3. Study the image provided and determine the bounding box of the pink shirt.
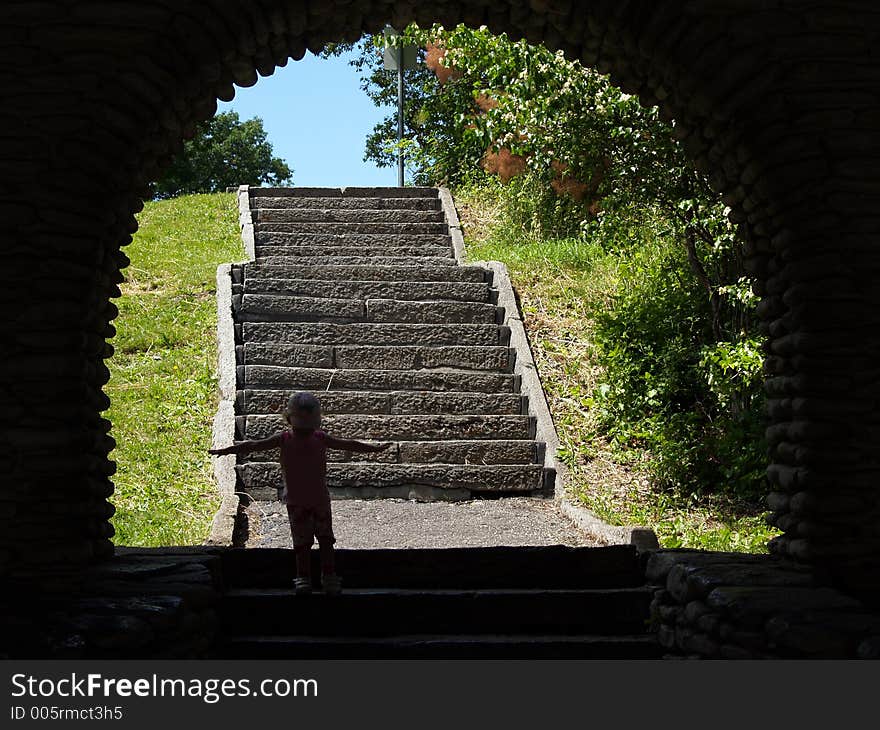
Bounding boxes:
[278,429,331,509]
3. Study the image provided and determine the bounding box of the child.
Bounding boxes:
[209,391,392,595]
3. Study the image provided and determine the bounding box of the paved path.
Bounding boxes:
[242,498,600,549]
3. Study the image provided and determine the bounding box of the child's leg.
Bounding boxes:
[295,545,312,579]
[318,540,336,576]
[315,507,337,578]
[287,505,314,580]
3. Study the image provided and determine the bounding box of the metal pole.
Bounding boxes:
[397,49,405,187]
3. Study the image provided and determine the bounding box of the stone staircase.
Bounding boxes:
[229,187,553,501]
[214,545,661,658]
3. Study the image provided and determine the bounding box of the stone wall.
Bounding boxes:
[647,550,880,659]
[1,1,879,606]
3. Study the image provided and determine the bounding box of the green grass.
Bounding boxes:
[104,187,778,552]
[455,186,779,553]
[106,193,245,546]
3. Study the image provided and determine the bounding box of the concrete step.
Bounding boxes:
[251,195,442,210]
[236,366,518,393]
[239,322,510,347]
[242,263,488,283]
[241,279,493,303]
[253,245,453,259]
[237,462,547,497]
[251,196,441,211]
[220,545,646,589]
[238,414,535,441]
[220,587,655,636]
[249,186,439,199]
[240,439,541,465]
[237,390,526,416]
[367,299,502,324]
[236,295,503,325]
[220,633,662,659]
[252,208,446,224]
[236,344,514,372]
[254,232,452,247]
[235,294,363,322]
[256,222,449,235]
[255,255,458,268]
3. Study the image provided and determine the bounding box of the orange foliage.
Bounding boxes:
[425,43,461,85]
[474,94,499,112]
[549,159,611,203]
[550,160,589,201]
[482,147,528,183]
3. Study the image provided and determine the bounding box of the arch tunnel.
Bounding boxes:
[2,0,879,657]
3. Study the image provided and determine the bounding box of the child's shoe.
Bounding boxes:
[322,574,342,595]
[294,577,312,595]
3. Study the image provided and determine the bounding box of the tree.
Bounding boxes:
[333,25,767,499]
[320,38,452,185]
[153,111,292,198]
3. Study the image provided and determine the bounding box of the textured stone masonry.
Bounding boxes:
[228,186,551,504]
[243,279,494,302]
[240,321,510,346]
[242,263,489,282]
[2,0,879,658]
[647,551,880,658]
[239,389,525,416]
[241,413,535,441]
[238,462,547,498]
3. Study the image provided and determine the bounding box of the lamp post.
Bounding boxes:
[383,26,418,187]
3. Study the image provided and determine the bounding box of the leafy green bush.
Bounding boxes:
[334,22,772,544]
[458,181,776,551]
[587,207,767,502]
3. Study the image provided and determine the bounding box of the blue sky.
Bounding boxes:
[218,49,394,187]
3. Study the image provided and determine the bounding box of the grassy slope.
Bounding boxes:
[106,193,245,546]
[103,189,775,551]
[455,187,779,552]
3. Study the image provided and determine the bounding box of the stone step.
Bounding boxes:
[236,366,518,393]
[242,263,488,283]
[367,299,502,324]
[253,245,453,259]
[256,222,449,235]
[249,186,439,199]
[239,322,510,347]
[236,462,548,497]
[220,545,646,589]
[236,295,503,325]
[238,414,535,441]
[255,255,458,268]
[251,196,441,211]
[239,439,542,465]
[241,279,494,303]
[254,232,452,247]
[220,587,655,637]
[235,294,363,322]
[236,344,514,372]
[220,633,662,659]
[252,208,446,224]
[237,390,527,416]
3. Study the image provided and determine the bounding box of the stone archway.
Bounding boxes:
[3,1,879,605]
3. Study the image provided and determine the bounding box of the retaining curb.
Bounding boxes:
[437,187,658,550]
[206,186,254,546]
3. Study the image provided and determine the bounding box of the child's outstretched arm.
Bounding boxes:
[209,433,282,456]
[324,435,393,453]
